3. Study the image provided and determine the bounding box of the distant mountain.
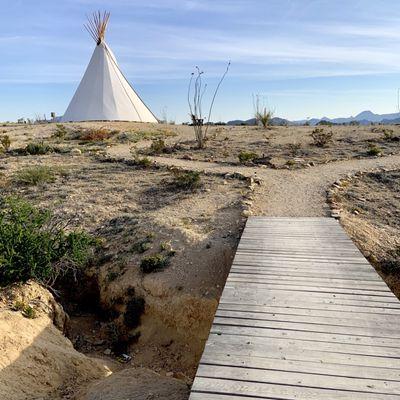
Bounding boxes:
[227,110,400,127]
[227,117,290,126]
[294,110,400,126]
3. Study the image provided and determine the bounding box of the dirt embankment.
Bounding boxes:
[327,169,400,297]
[0,146,249,398]
[0,282,110,400]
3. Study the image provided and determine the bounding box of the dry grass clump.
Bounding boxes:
[0,135,11,153]
[238,151,258,164]
[116,129,177,144]
[310,128,334,147]
[52,124,68,139]
[367,143,383,156]
[77,127,119,142]
[140,254,170,273]
[13,166,56,186]
[170,169,202,190]
[13,165,68,186]
[25,141,54,155]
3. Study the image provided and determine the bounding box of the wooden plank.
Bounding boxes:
[189,218,400,399]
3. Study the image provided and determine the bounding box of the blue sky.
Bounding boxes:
[2,0,400,122]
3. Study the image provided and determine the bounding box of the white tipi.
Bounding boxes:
[62,12,158,123]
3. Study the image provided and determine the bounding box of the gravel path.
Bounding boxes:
[107,145,400,217]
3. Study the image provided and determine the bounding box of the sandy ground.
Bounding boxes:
[328,170,400,298]
[0,282,111,400]
[1,121,400,399]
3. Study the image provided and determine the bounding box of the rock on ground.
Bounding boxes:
[78,368,189,400]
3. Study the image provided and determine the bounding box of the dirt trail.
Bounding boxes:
[107,144,400,217]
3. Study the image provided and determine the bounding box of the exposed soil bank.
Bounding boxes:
[328,169,400,297]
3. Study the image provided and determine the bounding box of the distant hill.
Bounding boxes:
[293,110,400,126]
[227,111,400,126]
[227,117,290,126]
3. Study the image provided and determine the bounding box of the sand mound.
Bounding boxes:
[79,367,189,400]
[0,282,110,400]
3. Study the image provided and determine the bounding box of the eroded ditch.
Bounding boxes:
[0,153,250,390]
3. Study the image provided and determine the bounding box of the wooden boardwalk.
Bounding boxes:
[190,217,400,399]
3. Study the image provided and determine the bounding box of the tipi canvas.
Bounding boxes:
[62,12,157,123]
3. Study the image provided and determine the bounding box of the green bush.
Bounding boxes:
[133,156,152,168]
[171,169,201,190]
[12,301,37,318]
[367,143,382,156]
[0,196,96,286]
[310,128,333,147]
[131,238,152,254]
[238,151,258,164]
[0,135,11,152]
[149,139,166,154]
[14,166,56,186]
[140,254,170,273]
[25,141,53,155]
[52,124,68,139]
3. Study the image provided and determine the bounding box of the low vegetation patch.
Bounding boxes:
[13,166,56,186]
[133,155,152,168]
[25,141,54,155]
[310,128,333,147]
[367,143,383,156]
[131,237,153,254]
[52,124,68,139]
[170,169,202,190]
[0,135,11,152]
[140,253,170,273]
[288,142,302,157]
[0,196,96,286]
[238,151,258,164]
[116,129,177,144]
[12,301,37,319]
[76,127,119,142]
[149,138,166,154]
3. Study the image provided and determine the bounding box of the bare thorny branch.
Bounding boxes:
[188,62,231,148]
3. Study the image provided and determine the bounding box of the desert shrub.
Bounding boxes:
[25,141,53,155]
[123,296,145,328]
[238,151,258,163]
[140,254,170,273]
[310,128,333,147]
[288,142,301,157]
[133,155,152,168]
[255,109,274,128]
[253,94,274,128]
[53,124,68,139]
[14,166,55,186]
[317,120,333,126]
[170,169,201,190]
[367,143,382,156]
[0,196,96,286]
[77,127,118,142]
[12,301,37,318]
[131,237,152,254]
[0,135,11,152]
[383,129,394,140]
[149,138,166,154]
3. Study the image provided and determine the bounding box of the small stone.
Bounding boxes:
[103,348,111,355]
[166,372,174,377]
[242,210,252,217]
[70,148,82,156]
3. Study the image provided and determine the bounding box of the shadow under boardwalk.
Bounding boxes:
[190,217,400,400]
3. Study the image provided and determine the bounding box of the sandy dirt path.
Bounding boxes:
[107,145,400,217]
